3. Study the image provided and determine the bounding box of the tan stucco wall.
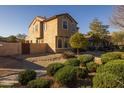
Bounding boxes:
[55,15,78,52]
[26,18,44,43]
[30,43,47,54]
[44,18,58,52]
[0,42,22,56]
[57,15,77,37]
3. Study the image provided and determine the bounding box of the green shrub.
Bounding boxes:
[96,60,124,79]
[121,54,124,59]
[64,58,80,66]
[47,63,64,76]
[93,72,124,88]
[27,78,51,88]
[62,51,75,59]
[78,54,94,64]
[75,67,88,79]
[86,62,99,72]
[18,69,36,85]
[101,52,123,64]
[54,66,77,87]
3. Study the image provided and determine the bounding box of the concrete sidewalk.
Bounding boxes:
[0,69,47,86]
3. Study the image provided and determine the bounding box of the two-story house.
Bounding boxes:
[26,13,78,53]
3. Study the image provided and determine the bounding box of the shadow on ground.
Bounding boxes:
[0,56,45,70]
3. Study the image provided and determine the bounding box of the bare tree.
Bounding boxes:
[111,6,124,29]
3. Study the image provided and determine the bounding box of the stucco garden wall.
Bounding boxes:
[0,42,50,56]
[30,43,48,54]
[0,42,22,56]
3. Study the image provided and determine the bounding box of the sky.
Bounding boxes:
[0,5,115,37]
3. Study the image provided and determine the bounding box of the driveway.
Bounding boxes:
[0,56,47,86]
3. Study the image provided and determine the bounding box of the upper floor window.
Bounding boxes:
[34,24,38,31]
[71,24,75,32]
[43,23,47,31]
[62,20,68,30]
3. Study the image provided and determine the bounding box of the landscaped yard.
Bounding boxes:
[0,51,124,88]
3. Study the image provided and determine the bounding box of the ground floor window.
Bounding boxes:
[58,38,62,48]
[64,40,68,48]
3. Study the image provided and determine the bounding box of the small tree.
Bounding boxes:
[7,35,17,42]
[88,18,110,50]
[69,32,88,55]
[111,31,124,46]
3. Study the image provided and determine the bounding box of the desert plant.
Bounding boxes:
[101,52,122,64]
[86,61,99,72]
[27,78,51,88]
[61,51,75,59]
[78,54,94,65]
[54,66,77,87]
[47,63,64,76]
[93,72,124,88]
[64,58,80,66]
[18,69,36,85]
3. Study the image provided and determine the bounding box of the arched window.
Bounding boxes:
[62,20,68,29]
[58,39,62,48]
[64,40,68,48]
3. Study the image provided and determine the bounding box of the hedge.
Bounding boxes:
[101,52,123,64]
[86,61,99,72]
[78,54,94,64]
[27,78,51,88]
[54,66,77,87]
[64,58,80,66]
[93,72,124,88]
[18,69,36,85]
[47,63,64,76]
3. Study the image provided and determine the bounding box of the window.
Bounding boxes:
[43,23,47,31]
[64,40,68,48]
[71,24,75,32]
[33,24,38,31]
[62,20,68,29]
[35,24,38,31]
[58,39,62,48]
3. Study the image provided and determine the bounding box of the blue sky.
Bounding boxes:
[0,5,115,37]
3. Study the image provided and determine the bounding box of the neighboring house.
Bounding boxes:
[26,13,78,53]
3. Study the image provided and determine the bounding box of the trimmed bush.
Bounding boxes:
[54,66,77,87]
[75,67,88,79]
[18,69,36,85]
[86,61,99,72]
[64,58,80,66]
[78,54,94,64]
[61,51,75,59]
[93,72,124,88]
[47,63,64,76]
[101,52,123,64]
[96,60,124,79]
[27,78,51,88]
[121,54,124,59]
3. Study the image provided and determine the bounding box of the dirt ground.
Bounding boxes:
[0,54,65,76]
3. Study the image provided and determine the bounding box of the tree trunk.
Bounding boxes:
[77,48,79,55]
